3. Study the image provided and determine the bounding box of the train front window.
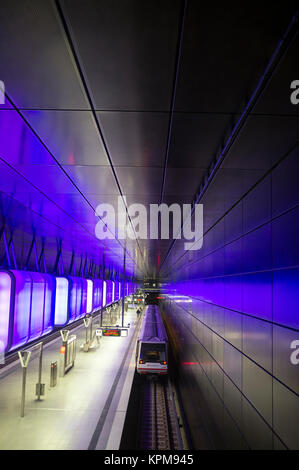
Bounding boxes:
[140,343,166,363]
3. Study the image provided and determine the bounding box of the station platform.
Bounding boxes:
[0,308,142,450]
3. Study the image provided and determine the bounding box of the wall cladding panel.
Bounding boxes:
[162,147,299,449]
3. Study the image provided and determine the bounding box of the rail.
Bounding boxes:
[140,379,183,450]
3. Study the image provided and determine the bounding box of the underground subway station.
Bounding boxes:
[0,0,298,457]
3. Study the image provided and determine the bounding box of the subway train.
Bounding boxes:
[0,270,136,354]
[136,305,168,375]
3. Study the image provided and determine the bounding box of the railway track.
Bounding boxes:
[140,379,183,450]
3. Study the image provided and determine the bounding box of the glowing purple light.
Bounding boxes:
[54,277,69,326]
[106,280,113,305]
[102,281,107,307]
[29,272,46,341]
[93,279,102,309]
[87,279,93,313]
[0,271,12,352]
[112,281,115,303]
[43,275,55,334]
[81,279,88,316]
[75,278,83,319]
[11,270,32,350]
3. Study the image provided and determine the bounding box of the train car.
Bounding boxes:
[136,305,168,375]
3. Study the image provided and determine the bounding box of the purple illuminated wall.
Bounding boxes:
[29,272,46,342]
[69,277,84,321]
[102,281,107,306]
[11,270,32,350]
[86,279,93,313]
[0,269,134,354]
[105,280,113,306]
[162,148,299,450]
[112,281,115,303]
[54,277,69,326]
[9,270,56,350]
[0,271,12,352]
[0,269,135,353]
[114,281,119,302]
[76,279,83,318]
[0,108,134,278]
[81,279,88,316]
[93,279,102,309]
[43,275,55,334]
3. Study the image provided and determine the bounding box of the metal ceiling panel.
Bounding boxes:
[115,167,163,195]
[98,112,169,167]
[60,0,181,110]
[0,0,88,109]
[124,195,161,206]
[164,168,206,196]
[175,3,297,113]
[167,113,231,168]
[22,111,108,165]
[62,165,120,195]
[163,195,193,205]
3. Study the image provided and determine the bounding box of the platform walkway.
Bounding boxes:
[0,308,142,450]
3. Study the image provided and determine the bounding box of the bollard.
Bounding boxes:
[18,350,31,418]
[35,342,45,400]
[50,361,58,387]
[59,330,69,376]
[83,315,92,352]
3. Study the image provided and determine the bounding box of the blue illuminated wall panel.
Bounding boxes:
[29,272,46,342]
[106,280,113,306]
[112,281,115,303]
[102,280,107,307]
[76,279,83,318]
[0,271,13,352]
[8,271,56,349]
[43,274,55,334]
[0,270,120,353]
[93,279,102,309]
[69,277,82,322]
[11,270,32,350]
[54,277,69,326]
[86,279,93,313]
[114,281,119,302]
